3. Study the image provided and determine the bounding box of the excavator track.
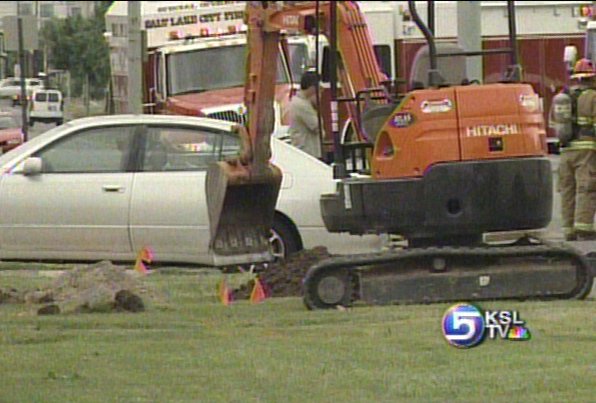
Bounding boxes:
[303,241,594,309]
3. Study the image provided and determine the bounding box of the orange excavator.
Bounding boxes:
[207,1,593,307]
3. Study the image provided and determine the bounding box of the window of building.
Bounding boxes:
[70,6,82,17]
[40,4,54,18]
[17,3,33,16]
[111,23,128,38]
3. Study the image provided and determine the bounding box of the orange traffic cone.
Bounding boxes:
[250,277,267,304]
[218,277,233,306]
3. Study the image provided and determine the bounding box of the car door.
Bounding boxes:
[0,125,137,260]
[129,125,239,264]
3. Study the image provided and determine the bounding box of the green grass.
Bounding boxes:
[0,269,594,403]
[64,97,106,120]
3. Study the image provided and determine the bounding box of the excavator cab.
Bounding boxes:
[322,0,547,243]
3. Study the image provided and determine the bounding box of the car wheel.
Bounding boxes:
[56,119,63,126]
[231,216,302,273]
[29,120,34,127]
[270,215,302,260]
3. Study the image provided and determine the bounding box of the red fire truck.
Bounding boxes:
[105,1,394,139]
[106,1,593,154]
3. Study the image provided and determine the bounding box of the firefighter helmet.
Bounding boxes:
[571,58,595,79]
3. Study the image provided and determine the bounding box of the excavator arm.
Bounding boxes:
[206,1,387,266]
[206,2,283,266]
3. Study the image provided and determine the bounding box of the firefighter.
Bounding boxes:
[551,58,596,241]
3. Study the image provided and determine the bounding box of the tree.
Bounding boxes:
[42,2,112,99]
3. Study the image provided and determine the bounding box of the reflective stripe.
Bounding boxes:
[574,223,595,231]
[576,117,592,125]
[561,140,596,151]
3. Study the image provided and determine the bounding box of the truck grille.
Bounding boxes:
[207,110,247,125]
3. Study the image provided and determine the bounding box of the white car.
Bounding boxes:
[0,77,44,102]
[0,114,381,265]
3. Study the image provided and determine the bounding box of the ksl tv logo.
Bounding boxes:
[442,303,531,348]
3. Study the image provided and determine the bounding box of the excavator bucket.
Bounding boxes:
[203,2,284,267]
[206,156,282,267]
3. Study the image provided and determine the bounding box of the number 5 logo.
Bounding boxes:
[442,304,486,348]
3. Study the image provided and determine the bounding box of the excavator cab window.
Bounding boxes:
[373,45,392,79]
[304,14,317,35]
[321,46,343,83]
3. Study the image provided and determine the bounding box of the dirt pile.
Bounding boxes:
[0,288,23,304]
[233,246,332,299]
[1,261,146,315]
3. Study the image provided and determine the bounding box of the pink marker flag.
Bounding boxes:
[134,246,154,274]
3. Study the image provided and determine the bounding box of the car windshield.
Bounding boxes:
[167,44,290,96]
[0,116,17,129]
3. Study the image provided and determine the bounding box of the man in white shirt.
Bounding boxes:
[287,71,323,159]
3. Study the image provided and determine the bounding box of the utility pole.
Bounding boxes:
[457,1,483,82]
[17,17,28,141]
[35,0,48,80]
[330,1,346,179]
[127,1,143,114]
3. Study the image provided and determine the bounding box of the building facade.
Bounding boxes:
[0,1,98,78]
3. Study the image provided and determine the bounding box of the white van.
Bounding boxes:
[29,89,64,126]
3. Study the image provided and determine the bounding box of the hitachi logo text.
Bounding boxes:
[466,124,520,137]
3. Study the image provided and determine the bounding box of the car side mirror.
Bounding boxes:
[23,157,42,176]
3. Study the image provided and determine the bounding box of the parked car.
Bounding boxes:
[28,89,64,126]
[0,113,24,154]
[0,77,45,105]
[0,115,381,265]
